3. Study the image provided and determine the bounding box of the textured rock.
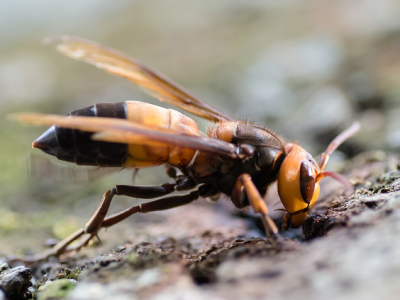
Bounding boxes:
[4,152,400,300]
[37,279,76,300]
[0,265,31,300]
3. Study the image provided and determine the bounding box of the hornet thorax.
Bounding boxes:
[187,122,286,205]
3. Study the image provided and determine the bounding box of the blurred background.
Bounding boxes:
[1,0,400,256]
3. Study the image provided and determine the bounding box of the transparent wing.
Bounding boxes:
[44,35,233,123]
[11,113,240,159]
[29,154,121,184]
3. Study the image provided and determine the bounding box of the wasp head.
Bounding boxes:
[276,120,358,228]
[277,144,321,227]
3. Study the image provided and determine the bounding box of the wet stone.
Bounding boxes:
[0,266,32,300]
[3,152,400,299]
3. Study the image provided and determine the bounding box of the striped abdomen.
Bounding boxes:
[33,101,198,168]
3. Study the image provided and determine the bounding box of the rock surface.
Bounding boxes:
[0,264,32,300]
[4,151,400,300]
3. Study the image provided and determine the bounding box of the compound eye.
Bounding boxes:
[300,161,316,203]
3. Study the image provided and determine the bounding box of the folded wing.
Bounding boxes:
[12,113,240,159]
[44,36,232,123]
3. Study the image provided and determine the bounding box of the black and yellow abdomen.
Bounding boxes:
[123,101,198,168]
[33,101,198,168]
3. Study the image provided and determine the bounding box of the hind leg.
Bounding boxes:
[9,182,215,263]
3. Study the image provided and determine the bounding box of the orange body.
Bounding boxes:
[8,36,361,263]
[19,36,358,233]
[124,101,198,168]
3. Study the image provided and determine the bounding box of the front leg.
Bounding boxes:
[231,174,280,240]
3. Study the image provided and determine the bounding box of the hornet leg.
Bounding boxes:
[9,181,214,264]
[68,184,216,253]
[231,174,280,240]
[62,191,202,255]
